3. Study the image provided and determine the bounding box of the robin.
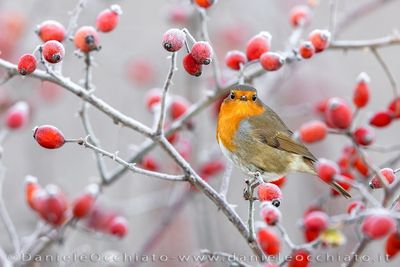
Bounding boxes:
[216,84,351,198]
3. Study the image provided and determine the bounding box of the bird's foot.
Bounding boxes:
[243,173,262,200]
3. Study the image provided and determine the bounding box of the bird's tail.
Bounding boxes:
[330,181,352,199]
[304,158,352,199]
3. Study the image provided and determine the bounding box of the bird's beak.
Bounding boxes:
[240,95,247,101]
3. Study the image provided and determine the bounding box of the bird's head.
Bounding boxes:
[221,84,265,116]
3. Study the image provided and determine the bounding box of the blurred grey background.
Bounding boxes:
[0,0,400,266]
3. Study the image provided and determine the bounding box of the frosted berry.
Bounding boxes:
[72,184,99,218]
[308,29,330,53]
[33,125,65,149]
[246,32,271,61]
[36,20,65,42]
[289,5,312,27]
[347,200,365,214]
[298,120,327,143]
[42,40,65,64]
[369,111,393,127]
[170,98,190,120]
[316,159,339,183]
[298,41,315,59]
[353,72,370,108]
[260,203,281,225]
[386,233,400,259]
[257,228,281,256]
[362,214,396,239]
[353,127,374,146]
[225,50,246,70]
[109,216,128,238]
[5,101,29,129]
[18,54,37,75]
[145,88,162,111]
[257,183,282,206]
[25,175,40,210]
[96,5,122,33]
[288,250,310,267]
[162,28,185,52]
[191,41,213,65]
[194,0,217,9]
[260,52,284,71]
[39,185,68,226]
[369,168,396,189]
[326,98,353,129]
[74,26,100,52]
[183,53,202,76]
[303,211,328,232]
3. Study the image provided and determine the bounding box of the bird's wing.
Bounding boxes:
[247,105,317,162]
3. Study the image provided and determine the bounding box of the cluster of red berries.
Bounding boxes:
[17,5,122,76]
[162,28,213,77]
[223,4,330,75]
[25,177,128,238]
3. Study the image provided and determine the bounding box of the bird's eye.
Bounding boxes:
[230,92,235,99]
[252,94,257,101]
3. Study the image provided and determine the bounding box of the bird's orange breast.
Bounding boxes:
[216,100,265,152]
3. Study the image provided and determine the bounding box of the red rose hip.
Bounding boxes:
[183,53,202,76]
[257,182,282,206]
[74,26,100,52]
[162,28,185,52]
[194,0,217,9]
[246,32,271,61]
[298,41,315,59]
[109,216,128,238]
[33,125,65,149]
[353,127,374,146]
[191,41,213,65]
[42,40,65,64]
[316,158,339,183]
[5,101,29,129]
[225,50,247,70]
[369,111,393,127]
[298,120,327,143]
[260,52,284,71]
[289,5,312,27]
[36,20,65,42]
[18,54,37,75]
[369,168,396,189]
[326,98,353,129]
[308,29,330,53]
[353,72,370,108]
[96,5,122,33]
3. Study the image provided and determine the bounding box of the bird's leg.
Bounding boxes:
[243,172,262,242]
[244,172,263,199]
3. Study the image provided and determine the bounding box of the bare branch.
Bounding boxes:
[0,165,20,254]
[79,52,108,182]
[330,34,400,50]
[155,52,177,136]
[72,137,187,182]
[370,48,400,100]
